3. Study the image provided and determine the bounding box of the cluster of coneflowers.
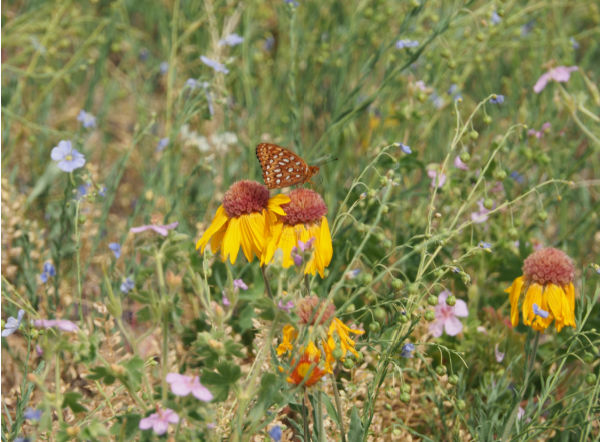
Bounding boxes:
[197,180,364,388]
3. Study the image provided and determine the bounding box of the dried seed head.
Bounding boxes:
[523,247,575,286]
[282,189,327,225]
[222,180,270,218]
[297,295,335,325]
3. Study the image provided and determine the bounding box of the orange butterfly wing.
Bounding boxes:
[256,143,319,189]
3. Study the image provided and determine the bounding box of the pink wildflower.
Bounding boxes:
[139,407,179,435]
[494,343,505,363]
[130,221,179,236]
[429,290,468,337]
[427,169,447,188]
[533,66,578,93]
[33,319,79,332]
[471,199,492,224]
[454,156,469,171]
[166,373,213,401]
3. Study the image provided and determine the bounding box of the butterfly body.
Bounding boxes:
[256,143,319,189]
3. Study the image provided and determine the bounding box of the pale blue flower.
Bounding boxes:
[185,78,201,89]
[51,140,86,172]
[491,11,501,25]
[156,137,169,152]
[108,242,121,259]
[490,94,504,104]
[395,142,412,154]
[77,110,96,129]
[160,61,169,75]
[2,310,25,337]
[478,241,492,252]
[24,408,42,421]
[219,33,244,47]
[200,56,229,74]
[533,303,549,318]
[268,425,282,441]
[401,343,415,358]
[40,262,56,283]
[570,37,579,50]
[120,277,135,294]
[396,39,419,49]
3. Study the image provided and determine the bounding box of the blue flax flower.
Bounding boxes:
[120,277,135,294]
[156,138,169,152]
[77,110,96,129]
[395,142,412,154]
[401,343,415,358]
[24,408,42,421]
[40,262,56,283]
[268,425,282,441]
[396,39,419,49]
[219,33,244,47]
[200,56,229,74]
[533,303,549,319]
[2,309,25,337]
[108,243,121,259]
[490,94,505,104]
[51,140,86,172]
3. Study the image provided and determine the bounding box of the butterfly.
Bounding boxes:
[256,143,319,189]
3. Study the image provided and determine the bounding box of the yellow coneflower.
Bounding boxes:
[196,180,289,264]
[505,247,576,332]
[262,189,332,277]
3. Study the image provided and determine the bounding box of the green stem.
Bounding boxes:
[331,370,347,442]
[55,352,63,422]
[303,387,311,442]
[155,249,169,403]
[260,265,273,299]
[316,390,325,442]
[74,200,84,324]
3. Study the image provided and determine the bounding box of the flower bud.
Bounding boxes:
[483,199,494,210]
[537,210,548,221]
[332,347,344,360]
[469,130,479,140]
[493,169,507,180]
[427,295,438,306]
[448,374,459,385]
[446,295,457,306]
[392,278,404,291]
[400,392,411,403]
[583,352,595,364]
[435,365,446,376]
[424,310,435,322]
[460,152,471,163]
[374,307,387,322]
[369,322,381,333]
[457,399,466,411]
[343,358,355,369]
[586,373,596,385]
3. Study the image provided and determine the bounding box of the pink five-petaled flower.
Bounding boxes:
[533,66,578,93]
[429,290,468,337]
[427,169,447,188]
[233,279,248,291]
[165,373,213,402]
[33,319,79,332]
[139,407,179,436]
[130,222,179,237]
[454,156,469,171]
[471,199,492,224]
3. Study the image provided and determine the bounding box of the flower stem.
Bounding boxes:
[155,249,169,403]
[331,369,347,442]
[260,265,273,299]
[316,390,325,442]
[304,274,311,296]
[303,387,311,442]
[55,352,63,422]
[501,331,540,440]
[74,200,84,324]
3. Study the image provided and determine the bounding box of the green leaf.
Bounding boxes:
[347,406,363,442]
[62,391,87,413]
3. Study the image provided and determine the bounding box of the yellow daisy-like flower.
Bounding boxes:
[196,180,289,264]
[262,189,333,277]
[505,247,576,332]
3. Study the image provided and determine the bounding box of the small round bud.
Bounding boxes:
[424,311,436,322]
[585,373,597,386]
[78,215,87,224]
[508,227,518,239]
[383,239,392,249]
[401,383,411,393]
[66,426,80,437]
[345,304,356,314]
[457,399,466,411]
[369,322,381,333]
[435,365,446,376]
[537,210,548,221]
[400,392,411,403]
[469,130,479,140]
[332,347,344,360]
[447,59,456,69]
[446,295,457,306]
[392,278,404,290]
[483,115,492,124]
[493,169,507,180]
[399,314,409,323]
[460,152,471,163]
[448,374,459,385]
[374,307,387,322]
[476,32,485,42]
[408,283,419,295]
[434,268,445,279]
[354,351,364,364]
[483,199,494,210]
[343,358,355,369]
[583,352,595,364]
[360,273,373,285]
[441,48,451,59]
[427,295,438,306]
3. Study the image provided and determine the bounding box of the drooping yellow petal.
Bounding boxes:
[223,216,242,264]
[545,283,565,324]
[564,283,576,327]
[196,205,229,252]
[277,325,297,356]
[262,221,283,266]
[280,224,300,268]
[238,216,255,262]
[505,276,524,327]
[522,283,543,327]
[210,224,227,257]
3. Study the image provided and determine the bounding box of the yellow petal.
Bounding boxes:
[505,276,524,327]
[267,194,291,216]
[522,283,542,327]
[545,284,565,324]
[280,224,300,268]
[238,217,255,263]
[223,216,242,264]
[196,206,229,251]
[564,283,576,327]
[262,221,283,266]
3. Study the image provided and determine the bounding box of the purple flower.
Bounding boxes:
[471,199,491,224]
[297,238,315,252]
[427,169,446,188]
[401,342,415,358]
[268,425,282,441]
[510,171,524,184]
[77,110,96,129]
[108,242,121,259]
[396,39,419,49]
[346,269,361,279]
[532,303,549,318]
[40,262,55,284]
[98,186,107,197]
[222,294,230,306]
[478,241,492,252]
[51,140,86,172]
[130,221,179,237]
[77,183,91,200]
[200,56,229,74]
[139,407,179,435]
[494,343,505,363]
[284,0,299,6]
[156,137,169,152]
[527,122,551,139]
[517,407,525,420]
[24,408,42,421]
[185,78,201,89]
[166,373,213,401]
[570,37,579,50]
[278,300,294,313]
[491,11,501,25]
[264,36,275,51]
[293,252,303,267]
[2,309,25,337]
[454,156,468,171]
[429,291,468,337]
[533,66,578,93]
[233,279,248,291]
[395,142,412,154]
[490,94,504,104]
[33,319,79,332]
[120,277,135,294]
[219,33,244,47]
[159,61,169,75]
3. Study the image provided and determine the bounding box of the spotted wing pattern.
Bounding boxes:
[256,143,319,189]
